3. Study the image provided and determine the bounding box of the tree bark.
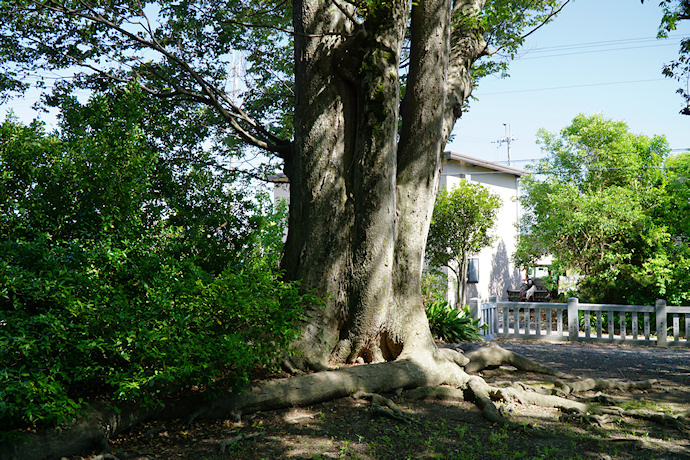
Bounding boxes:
[392,0,452,360]
[459,251,468,308]
[285,0,411,368]
[283,0,490,369]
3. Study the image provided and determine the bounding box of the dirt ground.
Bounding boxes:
[73,340,690,460]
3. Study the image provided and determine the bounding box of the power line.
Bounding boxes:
[460,163,690,176]
[529,35,686,52]
[480,78,667,96]
[519,42,681,60]
[517,34,690,60]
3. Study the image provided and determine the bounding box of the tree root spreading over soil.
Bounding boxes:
[3,343,689,460]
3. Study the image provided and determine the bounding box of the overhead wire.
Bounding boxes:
[477,34,688,95]
[517,34,689,60]
[458,35,690,155]
[481,78,667,95]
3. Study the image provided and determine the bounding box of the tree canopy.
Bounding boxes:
[0,1,568,149]
[515,113,690,305]
[426,180,501,308]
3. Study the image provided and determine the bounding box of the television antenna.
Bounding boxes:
[493,123,517,166]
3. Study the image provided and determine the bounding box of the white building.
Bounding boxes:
[440,151,527,303]
[273,150,527,302]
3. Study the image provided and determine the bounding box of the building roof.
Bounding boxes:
[444,151,529,177]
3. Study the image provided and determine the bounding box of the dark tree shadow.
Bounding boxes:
[489,240,519,300]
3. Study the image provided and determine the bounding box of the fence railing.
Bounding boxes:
[469,297,690,347]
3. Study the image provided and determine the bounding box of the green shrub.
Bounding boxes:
[0,89,315,430]
[425,299,483,343]
[0,238,310,429]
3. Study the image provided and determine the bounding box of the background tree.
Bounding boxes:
[649,150,690,304]
[515,113,678,304]
[426,181,501,308]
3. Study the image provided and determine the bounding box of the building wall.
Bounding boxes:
[438,162,522,303]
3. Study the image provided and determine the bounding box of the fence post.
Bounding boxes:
[656,299,668,348]
[488,296,498,340]
[568,297,579,342]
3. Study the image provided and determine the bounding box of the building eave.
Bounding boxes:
[444,151,529,177]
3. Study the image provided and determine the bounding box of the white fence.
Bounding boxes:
[469,297,690,347]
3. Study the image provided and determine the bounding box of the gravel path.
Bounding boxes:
[494,339,690,386]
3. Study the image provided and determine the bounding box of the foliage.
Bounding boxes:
[425,300,483,343]
[421,268,450,306]
[648,0,690,114]
[0,89,311,430]
[515,113,688,305]
[427,181,502,307]
[470,1,569,78]
[650,150,690,304]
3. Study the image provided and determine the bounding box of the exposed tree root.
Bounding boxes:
[559,410,616,427]
[352,390,417,423]
[406,385,465,402]
[0,358,441,460]
[465,375,511,426]
[553,377,657,395]
[464,343,574,378]
[1,344,677,460]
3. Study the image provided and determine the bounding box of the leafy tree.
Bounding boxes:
[0,0,569,370]
[516,113,675,304]
[649,150,690,304]
[426,181,502,308]
[0,87,309,429]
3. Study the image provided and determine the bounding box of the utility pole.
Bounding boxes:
[493,123,517,166]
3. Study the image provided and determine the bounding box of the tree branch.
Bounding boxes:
[30,0,292,157]
[331,0,363,28]
[218,17,353,38]
[485,0,572,57]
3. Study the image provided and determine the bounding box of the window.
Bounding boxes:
[467,258,479,284]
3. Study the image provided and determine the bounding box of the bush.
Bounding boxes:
[0,237,309,429]
[0,91,315,430]
[425,299,483,343]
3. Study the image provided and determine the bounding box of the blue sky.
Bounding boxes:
[447,0,690,167]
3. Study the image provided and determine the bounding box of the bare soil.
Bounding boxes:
[71,340,690,460]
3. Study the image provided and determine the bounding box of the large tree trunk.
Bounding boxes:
[393,0,452,360]
[284,0,488,369]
